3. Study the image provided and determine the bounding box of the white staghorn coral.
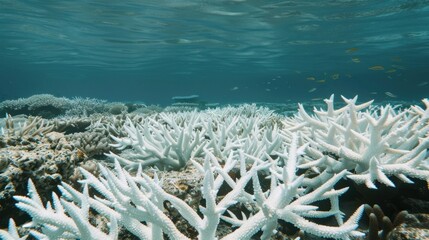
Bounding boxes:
[6,134,363,240]
[221,134,364,240]
[107,96,429,188]
[107,106,283,170]
[0,219,27,240]
[3,96,429,240]
[286,95,429,189]
[106,113,206,170]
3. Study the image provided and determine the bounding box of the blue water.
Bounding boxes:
[1,0,428,106]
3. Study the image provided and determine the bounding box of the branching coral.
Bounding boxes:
[2,134,364,240]
[106,113,206,170]
[106,106,283,170]
[1,95,429,240]
[285,95,429,189]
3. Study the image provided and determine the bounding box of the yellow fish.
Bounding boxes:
[351,58,360,63]
[331,73,339,80]
[317,79,326,83]
[346,47,358,53]
[369,65,384,71]
[306,77,316,81]
[385,69,397,73]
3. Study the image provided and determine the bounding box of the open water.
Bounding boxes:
[1,0,428,106]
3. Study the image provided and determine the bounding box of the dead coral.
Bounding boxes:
[0,129,86,227]
[0,115,55,152]
[0,94,72,118]
[67,128,113,157]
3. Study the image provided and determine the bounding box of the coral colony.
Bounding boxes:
[0,94,428,239]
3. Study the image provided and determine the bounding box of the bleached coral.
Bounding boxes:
[106,112,206,170]
[285,95,429,189]
[107,105,283,170]
[5,134,364,240]
[106,96,429,187]
[2,95,429,240]
[0,94,134,118]
[0,114,53,139]
[0,219,27,240]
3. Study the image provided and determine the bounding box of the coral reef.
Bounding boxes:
[0,94,72,118]
[0,95,428,240]
[388,213,429,239]
[363,204,409,240]
[0,94,137,118]
[2,136,364,239]
[0,116,87,227]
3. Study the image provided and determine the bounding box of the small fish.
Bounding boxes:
[331,73,339,80]
[317,79,326,83]
[370,92,378,95]
[418,81,428,86]
[306,77,316,81]
[311,98,323,101]
[385,92,397,98]
[391,56,402,62]
[369,65,385,71]
[208,10,245,16]
[346,47,359,53]
[308,88,317,93]
[385,69,397,73]
[265,88,271,92]
[351,58,360,63]
[230,86,239,91]
[391,64,405,70]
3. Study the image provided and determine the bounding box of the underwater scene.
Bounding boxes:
[0,1,429,239]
